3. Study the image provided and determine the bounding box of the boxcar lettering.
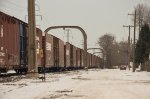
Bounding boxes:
[36,36,39,41]
[0,52,5,56]
[37,42,40,54]
[0,25,3,37]
[46,42,51,51]
[0,58,4,63]
[37,49,39,54]
[1,47,4,51]
[66,50,69,55]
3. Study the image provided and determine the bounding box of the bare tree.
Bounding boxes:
[98,33,129,68]
[97,33,115,68]
[133,4,150,33]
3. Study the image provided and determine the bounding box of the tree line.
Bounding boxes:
[97,34,128,69]
[98,3,150,70]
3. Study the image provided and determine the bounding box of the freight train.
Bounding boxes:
[0,11,102,74]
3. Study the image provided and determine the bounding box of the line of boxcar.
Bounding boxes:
[0,11,102,74]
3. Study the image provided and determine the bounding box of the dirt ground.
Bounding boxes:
[1,69,150,99]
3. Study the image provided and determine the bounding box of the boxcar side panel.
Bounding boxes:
[65,42,70,68]
[45,34,54,67]
[59,39,64,68]
[0,12,20,72]
[0,12,5,67]
[87,52,90,68]
[36,28,42,67]
[73,45,76,68]
[80,49,84,68]
[53,36,59,68]
[76,48,80,68]
[19,22,27,68]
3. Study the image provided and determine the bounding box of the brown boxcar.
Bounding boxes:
[73,45,76,69]
[65,42,77,70]
[15,19,42,73]
[93,55,97,68]
[0,11,43,73]
[53,35,59,70]
[21,22,42,73]
[59,39,64,70]
[88,53,91,68]
[93,55,98,68]
[40,33,64,72]
[97,56,101,68]
[95,56,98,68]
[53,35,64,71]
[80,49,84,69]
[0,12,20,73]
[91,54,94,68]
[65,42,71,70]
[76,47,81,69]
[36,28,42,68]
[41,33,53,72]
[87,52,90,68]
[89,53,93,68]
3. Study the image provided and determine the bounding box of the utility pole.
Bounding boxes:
[123,25,134,70]
[28,0,38,76]
[66,29,70,42]
[133,10,137,72]
[64,29,73,43]
[128,10,137,72]
[80,40,84,49]
[65,29,72,42]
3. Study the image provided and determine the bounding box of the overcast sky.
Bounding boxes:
[0,0,150,51]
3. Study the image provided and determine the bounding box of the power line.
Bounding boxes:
[64,29,73,43]
[2,0,27,10]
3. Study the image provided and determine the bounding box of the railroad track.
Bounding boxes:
[0,73,21,77]
[0,73,25,83]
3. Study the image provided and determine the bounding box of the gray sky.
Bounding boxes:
[0,0,150,50]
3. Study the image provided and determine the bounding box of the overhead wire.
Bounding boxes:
[0,0,27,21]
[5,0,27,10]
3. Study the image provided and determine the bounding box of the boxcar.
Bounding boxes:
[97,56,101,68]
[35,28,43,70]
[0,11,43,73]
[40,33,64,72]
[80,49,84,69]
[59,38,65,70]
[87,52,90,68]
[65,42,71,70]
[73,45,77,69]
[65,42,78,70]
[76,47,80,69]
[89,53,93,68]
[41,33,53,72]
[91,54,94,68]
[95,56,98,68]
[18,19,28,73]
[93,55,97,68]
[0,12,20,73]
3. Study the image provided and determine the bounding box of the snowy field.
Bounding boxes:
[1,69,150,99]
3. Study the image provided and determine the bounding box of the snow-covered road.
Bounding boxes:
[1,69,150,99]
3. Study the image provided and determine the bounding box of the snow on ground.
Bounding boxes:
[1,69,150,99]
